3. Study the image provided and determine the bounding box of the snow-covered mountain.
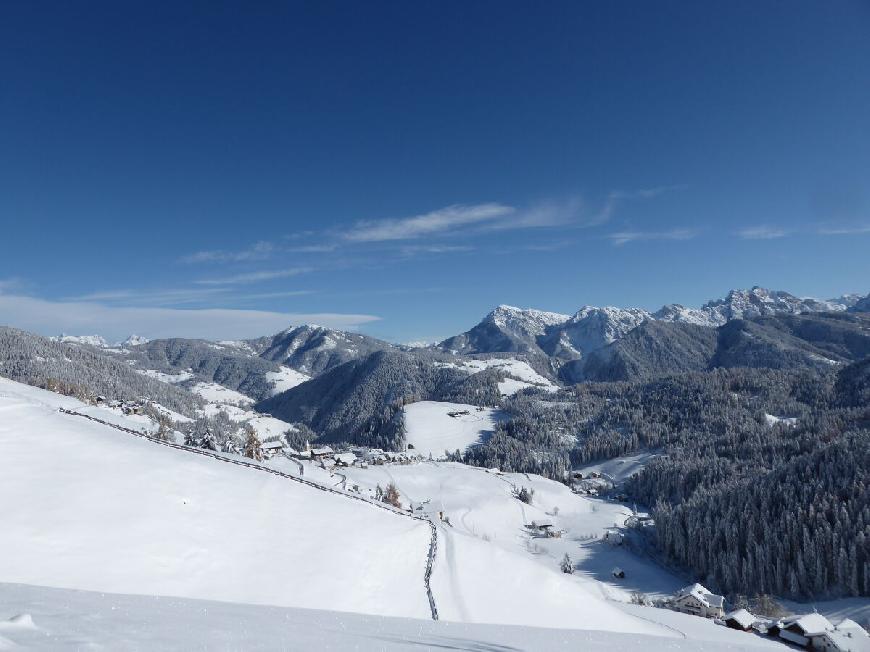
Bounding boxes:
[52,333,110,347]
[439,287,864,360]
[121,334,149,347]
[540,306,652,361]
[251,324,396,376]
[438,305,570,355]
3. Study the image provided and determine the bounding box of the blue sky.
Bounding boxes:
[1,1,868,342]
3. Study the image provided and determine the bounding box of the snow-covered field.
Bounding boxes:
[0,582,785,651]
[136,369,194,384]
[292,460,705,630]
[265,365,311,396]
[190,381,253,405]
[403,401,506,458]
[764,413,798,428]
[0,378,430,619]
[574,450,662,484]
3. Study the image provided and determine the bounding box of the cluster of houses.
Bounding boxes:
[94,395,147,416]
[570,470,609,496]
[279,443,420,469]
[668,583,869,651]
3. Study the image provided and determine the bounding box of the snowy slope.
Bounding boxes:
[404,401,506,458]
[0,377,431,618]
[0,582,784,651]
[436,358,558,395]
[264,365,311,396]
[190,381,253,405]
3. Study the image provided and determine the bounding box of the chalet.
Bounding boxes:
[334,452,357,467]
[671,583,725,619]
[261,441,284,458]
[310,446,334,460]
[724,608,757,632]
[612,567,625,579]
[818,619,870,652]
[777,613,834,648]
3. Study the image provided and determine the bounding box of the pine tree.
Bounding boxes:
[243,424,263,461]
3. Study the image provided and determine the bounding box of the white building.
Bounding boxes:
[334,452,357,467]
[777,613,834,648]
[777,615,870,652]
[820,619,870,652]
[671,583,725,619]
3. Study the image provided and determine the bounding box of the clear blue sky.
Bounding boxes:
[1,1,868,342]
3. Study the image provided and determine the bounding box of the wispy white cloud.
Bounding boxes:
[609,185,687,201]
[398,244,475,257]
[477,197,587,232]
[608,228,698,246]
[181,241,275,264]
[286,243,338,253]
[0,292,378,341]
[736,225,789,240]
[343,203,513,242]
[817,223,870,235]
[65,287,315,306]
[232,290,315,301]
[66,287,230,305]
[341,196,610,243]
[195,268,312,285]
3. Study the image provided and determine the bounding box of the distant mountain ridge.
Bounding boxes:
[437,287,867,362]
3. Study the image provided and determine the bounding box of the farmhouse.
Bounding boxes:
[819,619,870,652]
[310,446,334,460]
[671,583,725,619]
[723,608,757,631]
[334,452,357,467]
[772,614,870,651]
[777,613,834,648]
[261,440,284,459]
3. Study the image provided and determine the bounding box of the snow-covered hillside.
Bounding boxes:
[404,401,506,458]
[0,377,431,618]
[0,582,785,651]
[190,381,254,405]
[0,375,829,649]
[264,365,311,395]
[436,357,558,395]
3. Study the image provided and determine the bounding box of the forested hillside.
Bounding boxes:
[0,327,203,417]
[461,362,869,600]
[257,351,485,448]
[124,338,281,400]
